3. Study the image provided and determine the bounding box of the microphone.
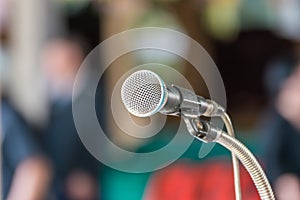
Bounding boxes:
[121,70,224,118]
[120,70,275,200]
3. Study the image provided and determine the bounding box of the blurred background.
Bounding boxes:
[1,0,300,199]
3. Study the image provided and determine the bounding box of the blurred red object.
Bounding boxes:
[144,160,260,200]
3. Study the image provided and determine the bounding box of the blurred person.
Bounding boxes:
[39,36,99,200]
[263,59,300,200]
[1,76,52,199]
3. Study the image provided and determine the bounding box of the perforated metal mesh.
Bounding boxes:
[121,70,167,117]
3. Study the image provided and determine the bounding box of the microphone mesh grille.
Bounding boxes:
[121,70,166,117]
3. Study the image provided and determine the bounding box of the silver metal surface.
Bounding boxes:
[216,132,275,200]
[121,70,167,117]
[221,113,242,200]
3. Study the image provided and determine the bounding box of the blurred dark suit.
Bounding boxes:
[1,97,42,199]
[263,110,300,184]
[262,56,300,186]
[41,97,99,200]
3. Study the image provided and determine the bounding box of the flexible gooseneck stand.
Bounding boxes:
[182,109,275,200]
[220,112,242,200]
[120,70,274,200]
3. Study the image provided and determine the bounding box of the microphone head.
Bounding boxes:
[121,70,168,117]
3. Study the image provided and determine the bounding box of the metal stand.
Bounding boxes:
[181,110,275,200]
[221,113,242,200]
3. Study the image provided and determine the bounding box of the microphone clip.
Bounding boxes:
[181,108,222,143]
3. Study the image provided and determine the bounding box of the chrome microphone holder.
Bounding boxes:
[181,108,275,200]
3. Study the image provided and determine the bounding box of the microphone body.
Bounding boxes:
[159,85,223,117]
[121,70,224,118]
